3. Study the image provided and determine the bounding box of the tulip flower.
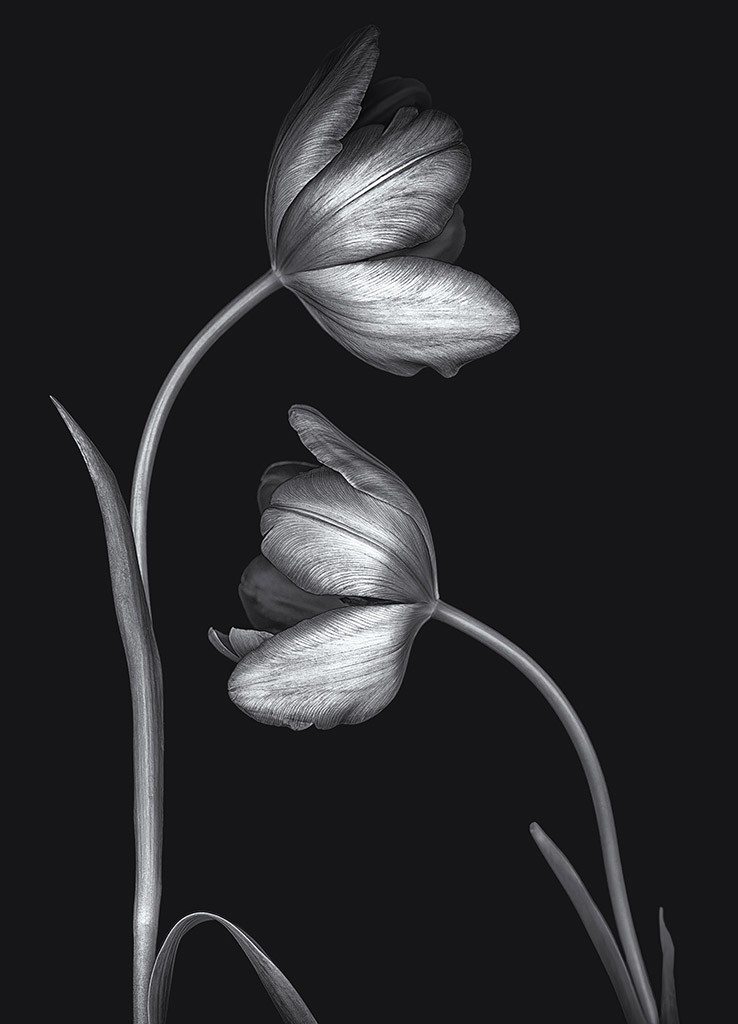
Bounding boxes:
[266,24,519,377]
[210,405,661,1024]
[209,404,438,730]
[129,24,519,599]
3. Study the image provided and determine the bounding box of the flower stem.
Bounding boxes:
[125,270,280,1019]
[432,600,659,1024]
[130,270,282,602]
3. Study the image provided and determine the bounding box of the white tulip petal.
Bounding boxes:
[262,466,436,604]
[228,602,431,729]
[265,25,379,259]
[287,405,437,582]
[239,553,345,631]
[285,256,520,377]
[256,460,317,513]
[275,107,470,273]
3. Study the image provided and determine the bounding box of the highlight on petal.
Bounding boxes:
[257,461,317,513]
[239,553,345,631]
[148,911,319,1024]
[265,25,380,258]
[228,602,431,729]
[261,466,436,604]
[355,75,432,128]
[287,404,437,580]
[285,255,519,377]
[275,107,470,273]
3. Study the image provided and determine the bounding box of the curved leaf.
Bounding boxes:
[147,912,319,1024]
[52,397,164,1022]
[530,823,649,1024]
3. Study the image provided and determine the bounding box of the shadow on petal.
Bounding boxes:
[239,554,344,631]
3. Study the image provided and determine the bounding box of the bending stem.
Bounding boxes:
[130,270,281,602]
[432,600,658,1024]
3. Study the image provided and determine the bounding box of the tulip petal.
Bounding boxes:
[287,404,437,582]
[262,466,436,604]
[228,602,430,729]
[239,553,345,631]
[355,76,432,128]
[208,627,240,661]
[397,203,466,264]
[257,461,317,513]
[285,255,519,377]
[275,107,471,273]
[265,25,380,258]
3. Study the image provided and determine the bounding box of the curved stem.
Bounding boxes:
[130,270,282,603]
[432,600,659,1024]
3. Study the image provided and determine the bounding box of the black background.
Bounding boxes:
[39,5,723,1023]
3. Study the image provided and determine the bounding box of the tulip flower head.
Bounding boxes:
[209,405,439,729]
[266,25,519,377]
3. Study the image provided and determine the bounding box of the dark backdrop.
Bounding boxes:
[42,6,717,1023]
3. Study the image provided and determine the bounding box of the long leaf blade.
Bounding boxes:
[659,908,680,1024]
[52,397,164,1021]
[530,822,649,1024]
[148,912,320,1024]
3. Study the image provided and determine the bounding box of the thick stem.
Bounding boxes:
[130,270,282,602]
[432,601,659,1024]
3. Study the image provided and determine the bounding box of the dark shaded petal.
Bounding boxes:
[262,466,436,604]
[228,602,431,729]
[393,203,466,264]
[239,553,344,631]
[287,404,437,584]
[355,76,432,128]
[257,461,317,513]
[265,25,380,259]
[276,107,470,273]
[286,255,519,377]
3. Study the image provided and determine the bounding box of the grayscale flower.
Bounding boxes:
[266,24,519,376]
[209,405,438,729]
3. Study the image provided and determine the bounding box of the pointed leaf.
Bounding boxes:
[147,912,319,1024]
[530,823,650,1024]
[659,908,680,1024]
[52,397,164,1020]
